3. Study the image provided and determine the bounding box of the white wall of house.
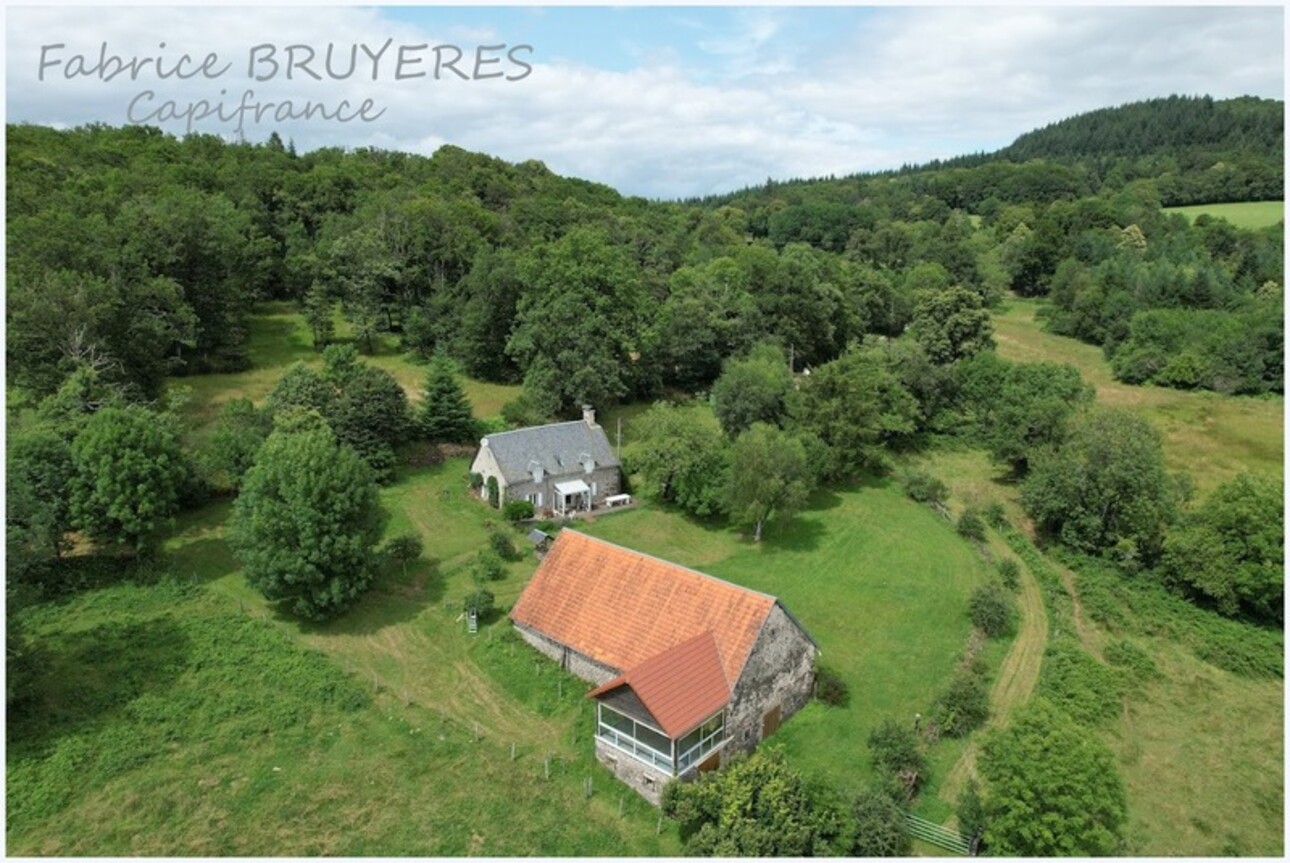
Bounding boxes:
[469,442,508,507]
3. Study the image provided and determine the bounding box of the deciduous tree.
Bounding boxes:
[711,342,793,437]
[726,423,814,542]
[1160,472,1282,621]
[979,698,1127,856]
[231,425,386,620]
[628,402,729,517]
[1022,407,1179,560]
[69,405,186,553]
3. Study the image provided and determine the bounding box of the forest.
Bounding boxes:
[5,93,1285,856]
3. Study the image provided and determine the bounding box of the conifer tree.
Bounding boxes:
[420,356,476,443]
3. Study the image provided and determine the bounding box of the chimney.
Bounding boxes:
[582,404,597,428]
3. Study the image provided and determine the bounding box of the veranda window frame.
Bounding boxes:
[596,703,727,776]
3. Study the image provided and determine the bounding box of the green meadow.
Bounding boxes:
[1164,200,1285,230]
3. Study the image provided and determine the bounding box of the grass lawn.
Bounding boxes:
[992,296,1283,498]
[577,478,1000,816]
[174,303,521,444]
[1164,200,1285,230]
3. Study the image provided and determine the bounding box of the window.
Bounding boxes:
[676,710,725,774]
[596,704,673,774]
[596,704,727,776]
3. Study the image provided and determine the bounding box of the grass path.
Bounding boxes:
[937,533,1048,807]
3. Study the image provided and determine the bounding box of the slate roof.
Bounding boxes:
[481,420,619,485]
[510,531,781,708]
[588,631,731,738]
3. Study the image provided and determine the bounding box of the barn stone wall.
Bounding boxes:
[512,622,619,686]
[593,738,672,806]
[725,603,818,755]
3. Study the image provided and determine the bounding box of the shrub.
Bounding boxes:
[969,582,1015,637]
[488,529,520,562]
[469,472,484,490]
[661,748,852,856]
[983,501,1008,529]
[851,784,911,856]
[957,508,987,542]
[931,670,989,738]
[899,468,948,505]
[867,718,926,793]
[1036,639,1125,726]
[472,549,506,583]
[486,476,499,508]
[997,558,1021,590]
[957,779,988,850]
[463,588,495,619]
[502,500,534,522]
[1104,638,1161,681]
[814,662,850,707]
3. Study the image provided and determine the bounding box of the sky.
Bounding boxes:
[5,4,1285,199]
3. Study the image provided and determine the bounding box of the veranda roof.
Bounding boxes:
[554,479,591,495]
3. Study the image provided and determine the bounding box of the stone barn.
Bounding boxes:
[509,530,819,804]
[470,406,621,516]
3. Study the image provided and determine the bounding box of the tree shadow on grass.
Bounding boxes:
[167,537,239,586]
[755,516,829,554]
[283,556,446,637]
[7,616,190,762]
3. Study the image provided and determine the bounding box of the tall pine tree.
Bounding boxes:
[420,356,477,443]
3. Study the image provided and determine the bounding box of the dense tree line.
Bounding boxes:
[11,97,1281,419]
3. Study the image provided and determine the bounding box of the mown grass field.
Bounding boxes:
[1164,200,1285,229]
[992,296,1283,498]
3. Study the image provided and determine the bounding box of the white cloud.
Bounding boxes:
[5,6,1283,199]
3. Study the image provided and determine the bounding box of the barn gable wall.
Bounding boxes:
[725,603,818,755]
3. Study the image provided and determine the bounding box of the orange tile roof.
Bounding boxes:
[510,530,775,694]
[588,631,731,738]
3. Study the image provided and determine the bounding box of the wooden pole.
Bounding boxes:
[511,742,516,761]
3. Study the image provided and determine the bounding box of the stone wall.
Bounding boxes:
[593,738,672,806]
[505,465,621,513]
[512,622,619,686]
[726,603,818,754]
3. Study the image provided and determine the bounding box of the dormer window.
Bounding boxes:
[528,459,544,483]
[580,452,595,473]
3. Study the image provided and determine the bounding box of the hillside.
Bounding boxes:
[699,95,1284,209]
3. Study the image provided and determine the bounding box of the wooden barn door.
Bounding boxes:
[762,705,782,739]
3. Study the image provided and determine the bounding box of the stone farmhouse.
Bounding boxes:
[470,406,621,516]
[509,530,819,804]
